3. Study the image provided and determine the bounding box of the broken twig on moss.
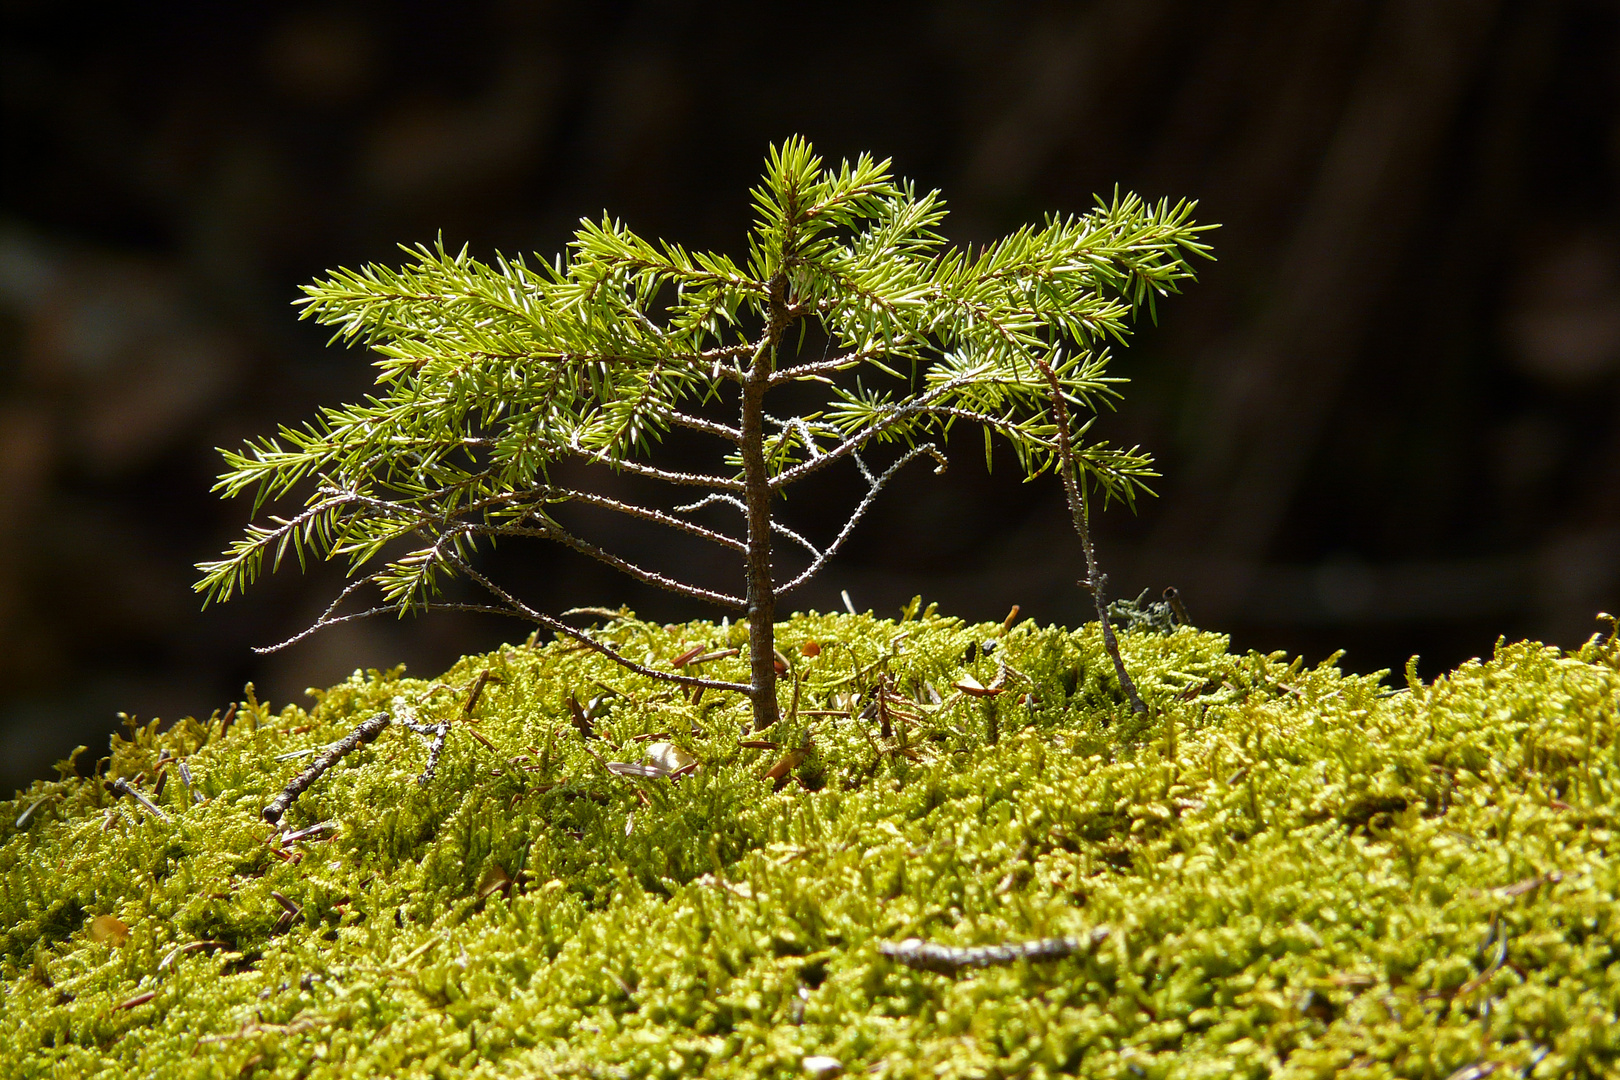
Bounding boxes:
[262,712,391,824]
[105,777,171,824]
[879,928,1110,975]
[399,717,451,786]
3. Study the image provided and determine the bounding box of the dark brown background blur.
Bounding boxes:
[4,0,1620,793]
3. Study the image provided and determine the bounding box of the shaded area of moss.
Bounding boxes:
[2,609,1619,1078]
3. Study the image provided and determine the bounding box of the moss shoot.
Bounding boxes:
[2,609,1619,1078]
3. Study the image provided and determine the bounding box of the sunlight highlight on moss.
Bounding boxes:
[2,610,1618,1077]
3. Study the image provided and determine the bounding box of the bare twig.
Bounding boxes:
[664,409,742,442]
[449,555,754,694]
[105,777,171,824]
[258,600,535,653]
[260,586,753,696]
[673,493,823,558]
[767,370,981,490]
[880,927,1110,975]
[468,520,746,609]
[262,712,391,823]
[398,716,451,785]
[775,443,946,596]
[566,439,745,491]
[766,343,886,386]
[466,484,747,552]
[762,414,835,466]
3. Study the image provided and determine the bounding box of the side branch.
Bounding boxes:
[467,521,746,611]
[774,443,945,597]
[673,493,823,558]
[567,439,745,491]
[494,487,746,552]
[765,344,885,387]
[768,372,981,490]
[665,411,742,442]
[196,491,363,603]
[449,556,752,693]
[700,342,758,364]
[257,600,555,653]
[258,593,752,695]
[914,406,1046,445]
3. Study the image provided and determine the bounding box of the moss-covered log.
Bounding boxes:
[3,609,1619,1078]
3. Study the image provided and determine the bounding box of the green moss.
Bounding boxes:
[2,609,1619,1078]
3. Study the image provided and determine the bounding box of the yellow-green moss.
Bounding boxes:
[2,609,1619,1079]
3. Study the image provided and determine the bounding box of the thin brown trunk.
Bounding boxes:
[741,275,789,731]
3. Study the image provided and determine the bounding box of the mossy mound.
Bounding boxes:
[3,609,1619,1079]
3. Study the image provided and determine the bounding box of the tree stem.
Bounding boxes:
[740,275,789,731]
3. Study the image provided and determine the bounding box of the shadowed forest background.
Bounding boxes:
[3,0,1620,792]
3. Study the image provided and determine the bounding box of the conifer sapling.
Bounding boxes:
[198,138,1211,735]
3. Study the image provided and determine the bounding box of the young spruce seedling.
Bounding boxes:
[198,137,1210,743]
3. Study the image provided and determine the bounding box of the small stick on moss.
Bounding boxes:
[567,694,595,739]
[176,761,203,804]
[879,927,1110,975]
[399,718,452,785]
[764,746,809,791]
[464,726,501,754]
[279,820,337,845]
[110,990,158,1013]
[876,675,893,740]
[452,670,509,756]
[262,712,391,823]
[105,777,172,824]
[157,940,229,971]
[270,890,302,932]
[461,669,497,718]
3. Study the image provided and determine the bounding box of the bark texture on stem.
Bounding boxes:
[739,274,790,731]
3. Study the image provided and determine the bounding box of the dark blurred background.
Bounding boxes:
[4,0,1620,792]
